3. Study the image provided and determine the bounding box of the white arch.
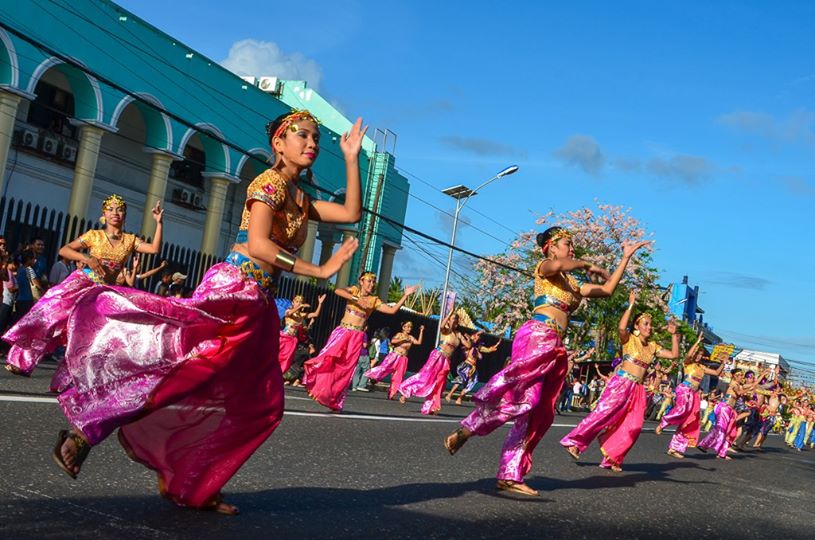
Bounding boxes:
[109,92,173,151]
[26,56,104,122]
[176,122,230,173]
[0,28,20,88]
[234,147,272,177]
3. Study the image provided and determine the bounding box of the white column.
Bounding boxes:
[377,243,398,301]
[296,220,318,282]
[67,125,106,218]
[335,229,358,289]
[0,90,22,196]
[140,150,178,238]
[200,175,233,255]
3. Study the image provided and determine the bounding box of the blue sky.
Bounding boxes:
[117,0,815,374]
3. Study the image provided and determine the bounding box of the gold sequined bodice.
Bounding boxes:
[238,169,309,252]
[79,229,139,284]
[622,335,661,368]
[533,261,583,314]
[345,286,382,318]
[685,363,705,380]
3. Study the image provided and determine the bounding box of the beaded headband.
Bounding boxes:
[360,271,377,281]
[101,194,127,212]
[543,228,572,253]
[267,110,320,141]
[293,295,305,304]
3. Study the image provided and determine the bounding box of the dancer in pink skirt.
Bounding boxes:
[399,310,472,415]
[365,320,424,399]
[560,290,679,472]
[303,273,417,411]
[444,227,649,496]
[697,368,763,459]
[4,110,365,514]
[657,332,724,458]
[279,293,325,373]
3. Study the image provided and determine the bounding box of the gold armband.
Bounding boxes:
[275,250,296,271]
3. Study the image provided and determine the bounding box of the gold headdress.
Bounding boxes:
[268,109,320,140]
[99,194,126,224]
[292,294,305,304]
[454,307,476,330]
[360,271,377,282]
[540,227,573,254]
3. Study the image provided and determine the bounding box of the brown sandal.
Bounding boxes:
[496,480,539,497]
[52,429,91,479]
[666,449,685,459]
[444,428,469,455]
[565,445,580,460]
[205,495,240,516]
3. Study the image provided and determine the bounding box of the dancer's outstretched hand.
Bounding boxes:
[318,237,358,279]
[404,284,419,296]
[622,239,651,258]
[629,290,637,304]
[151,201,164,224]
[340,117,369,159]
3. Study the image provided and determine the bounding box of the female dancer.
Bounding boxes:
[444,227,649,496]
[364,321,424,399]
[446,333,501,405]
[400,310,472,415]
[698,368,762,459]
[303,272,416,411]
[279,294,325,373]
[560,289,679,471]
[4,110,365,514]
[657,332,724,458]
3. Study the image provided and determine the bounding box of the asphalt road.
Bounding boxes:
[1,363,813,539]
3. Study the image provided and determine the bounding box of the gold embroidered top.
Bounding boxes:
[345,286,383,318]
[684,363,705,381]
[78,229,141,284]
[282,310,306,335]
[392,332,411,353]
[533,261,584,314]
[622,334,662,368]
[238,168,310,252]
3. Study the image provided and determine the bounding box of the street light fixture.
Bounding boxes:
[436,165,519,345]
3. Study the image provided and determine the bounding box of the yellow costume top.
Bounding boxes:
[344,285,383,319]
[79,229,141,284]
[622,334,662,369]
[533,261,584,314]
[237,169,309,252]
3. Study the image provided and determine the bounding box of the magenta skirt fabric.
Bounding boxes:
[659,383,701,454]
[364,351,408,399]
[3,265,283,509]
[302,326,365,411]
[461,319,568,481]
[698,402,737,457]
[399,349,451,414]
[278,331,298,373]
[560,373,647,467]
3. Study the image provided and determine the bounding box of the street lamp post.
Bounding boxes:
[435,165,519,346]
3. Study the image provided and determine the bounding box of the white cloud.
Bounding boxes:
[718,109,815,145]
[220,39,322,90]
[553,135,605,176]
[646,154,716,185]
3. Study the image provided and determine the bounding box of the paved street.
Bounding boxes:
[1,363,813,539]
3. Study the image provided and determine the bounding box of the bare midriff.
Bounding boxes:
[439,332,460,356]
[533,305,569,333]
[230,242,279,276]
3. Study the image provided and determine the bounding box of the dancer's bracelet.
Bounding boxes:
[275,250,296,271]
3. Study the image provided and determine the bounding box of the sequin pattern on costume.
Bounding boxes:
[78,229,139,284]
[532,261,583,314]
[238,169,309,251]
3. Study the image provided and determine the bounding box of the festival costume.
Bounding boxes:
[303,288,381,411]
[659,363,704,454]
[364,332,410,399]
[4,170,309,508]
[400,343,454,415]
[560,334,661,468]
[459,262,582,482]
[698,396,737,457]
[279,310,308,373]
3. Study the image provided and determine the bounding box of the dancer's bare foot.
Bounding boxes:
[455,397,463,405]
[565,445,580,460]
[655,425,663,435]
[666,449,685,459]
[496,480,539,497]
[444,394,452,403]
[399,395,406,405]
[444,427,471,455]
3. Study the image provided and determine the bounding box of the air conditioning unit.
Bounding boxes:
[240,76,257,86]
[42,136,58,155]
[258,76,279,93]
[61,143,78,162]
[22,129,39,149]
[192,194,203,208]
[180,189,192,203]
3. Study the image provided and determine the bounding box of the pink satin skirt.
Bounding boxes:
[659,383,701,454]
[399,349,450,415]
[3,265,283,509]
[302,326,365,411]
[560,372,647,468]
[364,351,408,399]
[698,402,737,457]
[278,331,298,373]
[461,319,568,481]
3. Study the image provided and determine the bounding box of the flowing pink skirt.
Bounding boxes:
[659,383,701,454]
[560,373,647,468]
[364,351,408,399]
[399,349,450,415]
[278,331,298,373]
[698,402,737,457]
[302,326,365,411]
[3,265,283,508]
[461,319,568,481]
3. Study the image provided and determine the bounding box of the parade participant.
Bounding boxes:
[365,321,424,399]
[656,333,724,459]
[560,289,679,472]
[303,272,417,411]
[751,389,784,450]
[279,294,325,373]
[4,110,366,514]
[444,227,650,496]
[400,310,473,414]
[446,332,501,405]
[4,194,164,376]
[697,368,762,459]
